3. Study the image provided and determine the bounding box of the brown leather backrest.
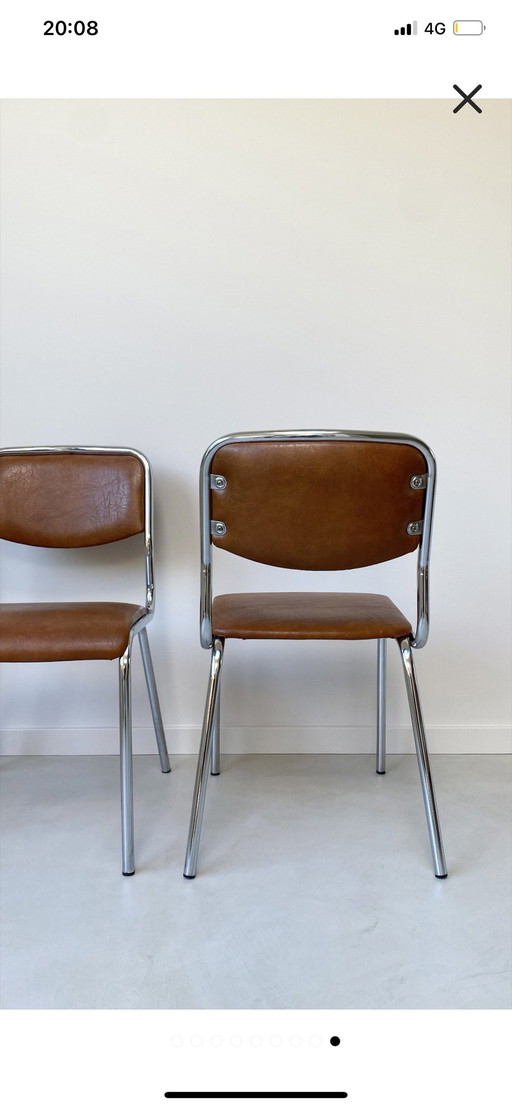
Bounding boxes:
[210,440,427,570]
[0,452,145,547]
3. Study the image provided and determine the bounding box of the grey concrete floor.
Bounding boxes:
[0,753,510,1010]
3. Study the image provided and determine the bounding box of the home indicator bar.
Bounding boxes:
[164,1095,348,1102]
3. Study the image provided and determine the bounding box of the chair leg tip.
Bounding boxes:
[183,872,196,879]
[435,872,448,879]
[376,770,386,775]
[123,870,135,877]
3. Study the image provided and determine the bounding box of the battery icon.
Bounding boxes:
[453,20,485,34]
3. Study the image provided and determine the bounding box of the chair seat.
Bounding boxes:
[0,602,146,662]
[212,592,412,640]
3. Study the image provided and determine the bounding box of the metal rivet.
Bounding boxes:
[407,521,423,536]
[410,474,427,490]
[211,520,227,536]
[210,474,227,490]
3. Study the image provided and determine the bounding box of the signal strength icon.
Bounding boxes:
[394,21,418,35]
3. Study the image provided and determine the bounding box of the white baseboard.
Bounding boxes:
[0,725,510,756]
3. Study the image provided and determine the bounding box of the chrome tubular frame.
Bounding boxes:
[184,637,224,878]
[199,429,436,651]
[376,638,387,774]
[119,645,134,875]
[398,636,447,877]
[0,444,170,875]
[210,680,221,776]
[138,627,171,774]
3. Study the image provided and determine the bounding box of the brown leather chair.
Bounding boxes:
[184,430,447,879]
[0,446,170,874]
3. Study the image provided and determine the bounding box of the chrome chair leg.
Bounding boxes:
[138,627,171,774]
[376,638,387,774]
[398,636,448,878]
[211,680,221,775]
[184,638,224,878]
[119,646,135,875]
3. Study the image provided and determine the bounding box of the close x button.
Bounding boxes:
[453,84,483,113]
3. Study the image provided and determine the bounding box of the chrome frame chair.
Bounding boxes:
[0,445,171,875]
[184,429,447,879]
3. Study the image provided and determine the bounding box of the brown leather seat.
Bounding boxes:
[212,592,412,640]
[184,430,447,881]
[0,446,171,875]
[0,602,146,662]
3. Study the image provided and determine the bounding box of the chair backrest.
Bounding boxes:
[0,445,155,608]
[0,448,146,547]
[200,430,436,648]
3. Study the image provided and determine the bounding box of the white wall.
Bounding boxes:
[0,99,510,754]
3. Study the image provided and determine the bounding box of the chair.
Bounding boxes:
[184,429,447,879]
[0,446,171,875]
